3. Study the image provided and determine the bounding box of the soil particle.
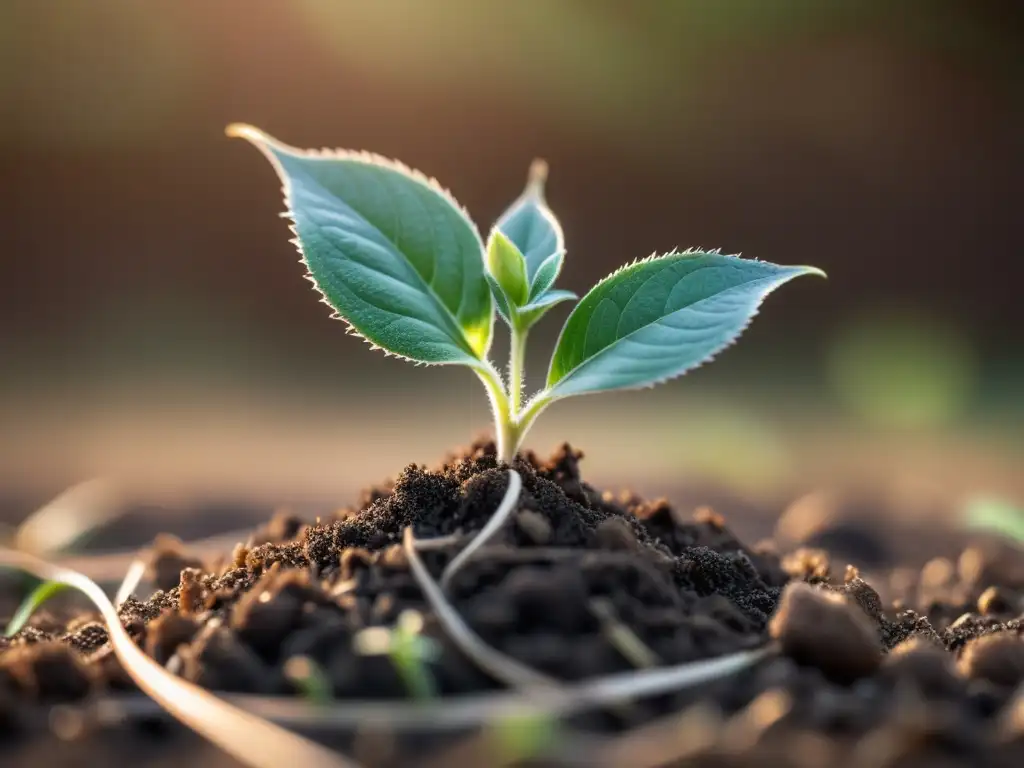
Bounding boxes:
[180,625,282,694]
[593,517,643,552]
[978,586,1016,616]
[0,643,94,702]
[781,547,832,583]
[230,542,249,569]
[143,612,200,666]
[833,571,885,621]
[4,439,1024,768]
[147,535,203,593]
[881,637,963,700]
[958,631,1024,688]
[250,510,305,546]
[177,568,203,614]
[677,546,779,624]
[513,508,552,545]
[770,582,882,684]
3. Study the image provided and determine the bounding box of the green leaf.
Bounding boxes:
[528,249,566,301]
[517,289,577,328]
[228,124,493,366]
[5,580,69,636]
[496,159,565,297]
[486,230,529,307]
[546,251,824,398]
[486,273,514,324]
[490,711,560,764]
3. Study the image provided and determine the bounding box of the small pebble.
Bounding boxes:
[780,548,832,582]
[231,542,250,569]
[838,577,884,621]
[977,586,1013,616]
[148,534,203,593]
[178,568,203,614]
[958,631,1024,688]
[883,637,961,699]
[593,517,640,552]
[515,509,552,545]
[770,582,882,684]
[144,612,200,665]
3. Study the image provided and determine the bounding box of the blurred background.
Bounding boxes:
[1,0,1021,543]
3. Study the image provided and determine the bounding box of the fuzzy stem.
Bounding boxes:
[507,393,553,457]
[508,326,528,415]
[497,419,518,465]
[474,364,513,463]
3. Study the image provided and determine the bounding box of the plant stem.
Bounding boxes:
[476,338,551,465]
[508,393,553,457]
[475,364,513,463]
[508,326,528,415]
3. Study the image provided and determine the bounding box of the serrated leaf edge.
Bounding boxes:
[227,123,493,369]
[545,250,823,395]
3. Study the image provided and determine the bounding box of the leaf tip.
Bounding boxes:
[798,265,828,280]
[526,158,549,197]
[225,123,293,161]
[224,122,263,142]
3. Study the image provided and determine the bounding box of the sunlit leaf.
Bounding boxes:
[485,273,514,324]
[546,251,823,398]
[486,230,529,307]
[528,250,566,302]
[516,289,577,328]
[228,124,493,366]
[495,159,564,298]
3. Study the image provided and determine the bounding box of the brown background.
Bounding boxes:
[1,1,1022,523]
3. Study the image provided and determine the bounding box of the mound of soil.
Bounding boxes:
[1,441,1023,767]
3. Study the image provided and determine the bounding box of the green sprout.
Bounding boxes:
[352,609,441,701]
[228,125,824,463]
[489,710,561,766]
[962,495,1024,543]
[283,655,333,705]
[5,579,70,636]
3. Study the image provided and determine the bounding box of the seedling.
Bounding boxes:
[228,123,823,463]
[283,655,333,705]
[353,609,441,700]
[489,710,561,766]
[5,579,69,636]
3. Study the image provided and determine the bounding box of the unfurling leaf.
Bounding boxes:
[228,124,493,366]
[516,289,578,328]
[495,159,565,301]
[486,230,530,307]
[545,251,824,398]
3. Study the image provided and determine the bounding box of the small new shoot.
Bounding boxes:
[228,125,824,463]
[353,609,441,701]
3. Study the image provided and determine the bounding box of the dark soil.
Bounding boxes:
[1,440,1023,767]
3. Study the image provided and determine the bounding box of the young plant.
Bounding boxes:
[228,125,824,462]
[353,609,441,700]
